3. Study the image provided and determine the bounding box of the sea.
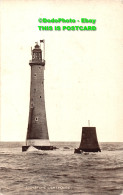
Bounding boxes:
[0,142,123,195]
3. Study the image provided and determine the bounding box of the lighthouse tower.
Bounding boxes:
[22,40,53,151]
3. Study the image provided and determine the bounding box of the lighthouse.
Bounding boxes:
[22,40,53,151]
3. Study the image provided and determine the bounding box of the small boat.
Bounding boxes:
[74,148,82,154]
[74,148,89,155]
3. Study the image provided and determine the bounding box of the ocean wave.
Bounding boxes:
[103,166,123,171]
[0,142,123,195]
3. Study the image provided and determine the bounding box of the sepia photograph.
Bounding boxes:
[0,0,123,194]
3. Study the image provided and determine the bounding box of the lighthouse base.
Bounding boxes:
[22,145,54,152]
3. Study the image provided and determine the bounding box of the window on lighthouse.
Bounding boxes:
[35,117,38,121]
[35,53,37,59]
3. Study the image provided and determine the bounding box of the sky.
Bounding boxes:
[0,0,123,142]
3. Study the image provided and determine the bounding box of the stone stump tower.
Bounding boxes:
[79,127,101,152]
[74,127,101,153]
